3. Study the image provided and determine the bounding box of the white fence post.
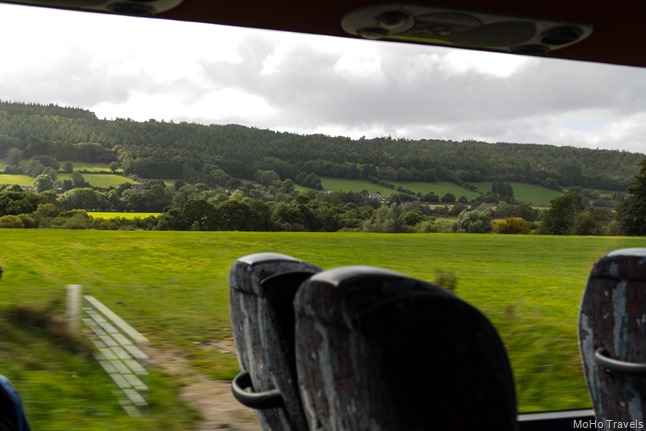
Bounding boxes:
[66,284,82,335]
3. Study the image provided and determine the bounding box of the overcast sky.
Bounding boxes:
[0,3,645,154]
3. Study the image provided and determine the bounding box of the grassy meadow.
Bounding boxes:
[0,174,34,186]
[0,173,137,188]
[0,229,644,427]
[321,176,562,206]
[57,173,137,187]
[473,181,561,206]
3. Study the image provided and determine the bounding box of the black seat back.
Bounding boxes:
[293,265,518,431]
[579,248,646,421]
[229,252,321,430]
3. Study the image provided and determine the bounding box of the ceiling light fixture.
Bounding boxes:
[342,4,593,56]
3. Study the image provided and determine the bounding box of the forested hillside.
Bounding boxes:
[1,100,645,236]
[0,100,642,190]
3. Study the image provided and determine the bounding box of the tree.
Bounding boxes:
[509,203,541,222]
[209,169,233,188]
[616,159,646,236]
[0,134,21,159]
[71,171,89,188]
[184,199,219,230]
[491,181,514,203]
[6,148,22,167]
[440,193,456,203]
[25,136,50,157]
[109,161,120,173]
[0,190,48,216]
[255,169,280,187]
[216,199,260,231]
[571,210,605,236]
[34,155,60,171]
[451,209,492,233]
[156,208,191,231]
[363,204,407,233]
[539,192,585,235]
[422,192,439,203]
[33,173,54,192]
[301,172,323,190]
[57,188,107,211]
[26,159,46,177]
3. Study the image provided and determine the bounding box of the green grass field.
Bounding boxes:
[394,180,481,199]
[322,177,563,205]
[0,174,34,186]
[0,173,137,188]
[0,230,644,426]
[321,177,392,194]
[61,161,120,173]
[472,181,561,206]
[321,177,485,200]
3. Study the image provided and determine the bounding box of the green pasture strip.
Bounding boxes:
[0,174,33,186]
[58,173,138,187]
[321,177,563,205]
[321,177,481,199]
[60,161,117,173]
[472,181,561,206]
[0,230,643,413]
[393,180,480,199]
[321,177,393,195]
[89,212,161,219]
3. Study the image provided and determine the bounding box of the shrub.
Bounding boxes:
[0,215,24,228]
[493,217,531,234]
[435,270,458,294]
[17,214,37,228]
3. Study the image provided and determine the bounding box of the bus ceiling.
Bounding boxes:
[0,0,643,69]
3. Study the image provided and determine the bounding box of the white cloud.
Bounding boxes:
[440,49,534,77]
[192,88,279,122]
[333,46,384,82]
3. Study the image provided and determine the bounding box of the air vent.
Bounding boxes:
[0,0,183,15]
[342,4,593,56]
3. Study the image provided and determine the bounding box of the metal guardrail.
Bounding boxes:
[82,295,149,417]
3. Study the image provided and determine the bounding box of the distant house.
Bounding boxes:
[368,192,383,201]
[21,186,34,192]
[131,184,146,193]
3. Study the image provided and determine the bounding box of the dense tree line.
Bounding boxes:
[0,101,643,192]
[0,173,631,236]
